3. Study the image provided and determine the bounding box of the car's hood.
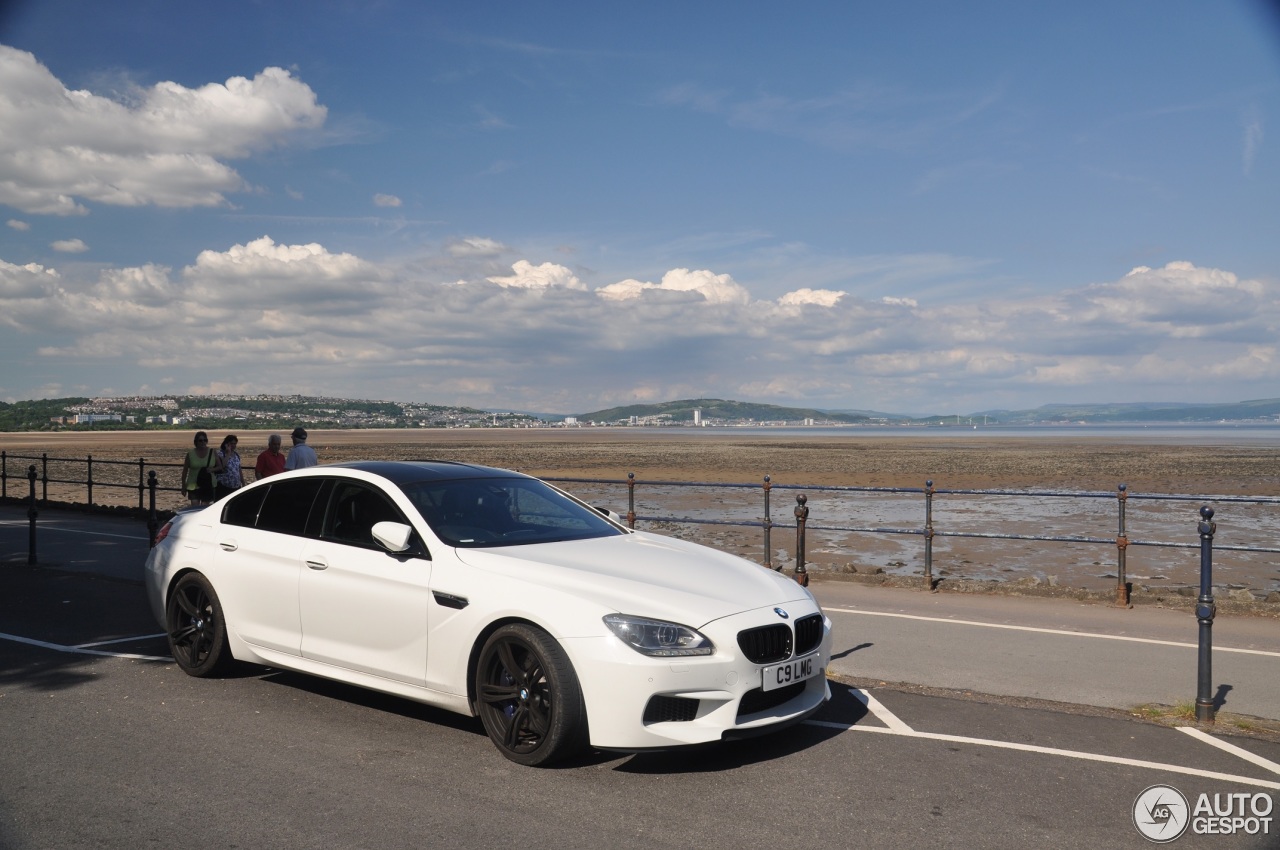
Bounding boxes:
[454,531,813,627]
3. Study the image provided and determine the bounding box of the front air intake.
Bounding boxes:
[643,695,699,723]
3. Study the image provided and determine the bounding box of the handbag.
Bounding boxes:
[195,451,215,494]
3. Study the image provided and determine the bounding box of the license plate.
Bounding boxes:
[762,653,820,692]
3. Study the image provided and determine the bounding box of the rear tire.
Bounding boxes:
[474,624,587,766]
[166,572,233,677]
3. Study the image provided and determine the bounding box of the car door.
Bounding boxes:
[298,480,433,685]
[214,477,328,656]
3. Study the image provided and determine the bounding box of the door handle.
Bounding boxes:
[306,559,328,571]
[219,541,238,551]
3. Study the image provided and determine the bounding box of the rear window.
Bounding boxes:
[222,485,267,528]
[253,478,327,536]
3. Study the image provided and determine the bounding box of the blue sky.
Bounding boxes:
[1,1,1278,416]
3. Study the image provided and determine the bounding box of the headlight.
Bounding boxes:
[603,614,714,657]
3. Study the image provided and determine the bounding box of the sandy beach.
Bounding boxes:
[4,428,1278,601]
[5,426,1280,494]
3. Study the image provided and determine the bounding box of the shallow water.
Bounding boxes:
[563,480,1280,598]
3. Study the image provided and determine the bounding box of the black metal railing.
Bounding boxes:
[5,453,1279,604]
[544,474,1280,601]
[1,451,184,509]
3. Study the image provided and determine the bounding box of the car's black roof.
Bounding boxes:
[327,460,532,485]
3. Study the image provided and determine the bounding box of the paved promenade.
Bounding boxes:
[3,503,1278,723]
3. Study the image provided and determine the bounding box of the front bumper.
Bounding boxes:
[565,606,833,751]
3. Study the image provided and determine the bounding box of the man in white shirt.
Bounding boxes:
[284,426,319,470]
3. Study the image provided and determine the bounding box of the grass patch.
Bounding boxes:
[1132,702,1197,723]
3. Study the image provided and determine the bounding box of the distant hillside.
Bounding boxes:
[6,393,1279,432]
[0,394,528,432]
[574,398,874,425]
[962,398,1280,425]
[0,397,92,431]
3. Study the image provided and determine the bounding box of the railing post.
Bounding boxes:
[626,472,636,530]
[2,450,7,499]
[138,458,146,510]
[1195,506,1217,724]
[87,453,94,511]
[762,475,774,569]
[147,471,159,548]
[40,453,48,502]
[26,465,38,565]
[1115,484,1131,607]
[793,494,809,587]
[924,479,935,591]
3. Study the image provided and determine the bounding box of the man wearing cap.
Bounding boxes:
[284,427,319,470]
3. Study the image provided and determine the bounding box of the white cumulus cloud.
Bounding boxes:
[2,245,1276,414]
[596,268,750,304]
[779,288,846,307]
[51,238,88,253]
[373,193,402,207]
[487,260,585,290]
[0,45,326,214]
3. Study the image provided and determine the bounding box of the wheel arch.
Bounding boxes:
[465,616,542,712]
[163,566,263,666]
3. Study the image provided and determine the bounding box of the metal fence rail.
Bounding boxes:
[1,451,184,510]
[5,453,1278,603]
[545,474,1280,602]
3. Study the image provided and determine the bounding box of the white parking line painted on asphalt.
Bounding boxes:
[805,691,1280,792]
[849,686,914,732]
[75,633,166,648]
[0,520,148,542]
[825,607,1280,658]
[0,631,168,661]
[1179,726,1280,776]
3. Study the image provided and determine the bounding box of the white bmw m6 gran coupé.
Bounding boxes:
[145,461,832,765]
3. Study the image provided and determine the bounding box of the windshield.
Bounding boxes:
[398,476,625,547]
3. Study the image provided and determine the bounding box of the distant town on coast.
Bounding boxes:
[2,394,1280,433]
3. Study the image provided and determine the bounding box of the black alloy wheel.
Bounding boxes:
[475,624,587,766]
[166,572,232,677]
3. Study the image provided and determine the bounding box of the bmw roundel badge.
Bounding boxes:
[774,607,789,619]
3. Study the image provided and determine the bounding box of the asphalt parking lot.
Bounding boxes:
[2,508,1279,848]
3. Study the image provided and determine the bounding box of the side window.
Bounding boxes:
[256,478,327,536]
[321,481,406,548]
[222,485,267,528]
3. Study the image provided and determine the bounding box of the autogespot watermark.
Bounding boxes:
[1133,784,1274,842]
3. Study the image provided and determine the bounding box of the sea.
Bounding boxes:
[628,423,1280,446]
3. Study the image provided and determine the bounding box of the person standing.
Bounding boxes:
[284,426,318,470]
[255,433,286,479]
[215,434,246,499]
[181,431,223,506]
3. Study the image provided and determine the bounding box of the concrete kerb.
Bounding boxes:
[814,567,1280,619]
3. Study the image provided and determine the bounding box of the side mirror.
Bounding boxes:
[594,505,624,524]
[372,521,413,553]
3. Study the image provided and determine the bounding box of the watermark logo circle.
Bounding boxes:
[1133,784,1190,843]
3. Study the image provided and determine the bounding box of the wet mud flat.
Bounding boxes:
[4,428,1279,603]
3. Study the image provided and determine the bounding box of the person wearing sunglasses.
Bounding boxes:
[181,431,224,506]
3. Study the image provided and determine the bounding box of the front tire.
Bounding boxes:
[166,572,233,677]
[475,624,587,766]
